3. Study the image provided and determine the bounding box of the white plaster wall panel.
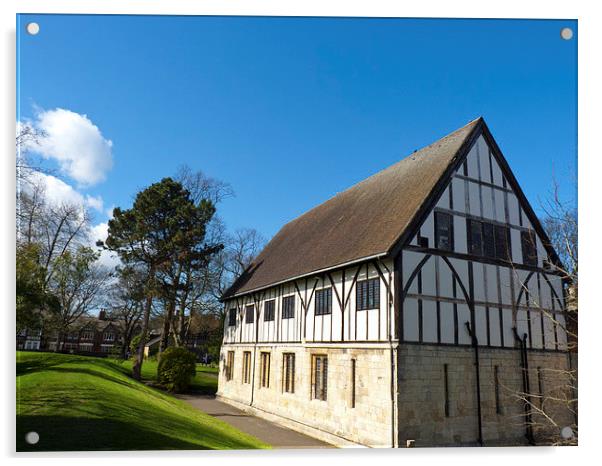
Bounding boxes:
[539,280,553,310]
[314,314,324,342]
[367,308,380,341]
[516,310,530,346]
[466,145,479,179]
[485,264,499,304]
[468,181,481,217]
[452,177,466,213]
[403,298,420,342]
[453,216,467,253]
[449,258,469,299]
[420,212,435,245]
[403,251,424,295]
[457,304,472,344]
[477,136,490,181]
[422,300,438,343]
[421,257,437,296]
[331,300,342,342]
[547,275,564,310]
[510,229,522,264]
[481,186,494,219]
[514,269,531,307]
[473,263,486,302]
[536,237,548,268]
[437,186,450,210]
[499,268,514,305]
[355,309,367,341]
[488,308,502,347]
[494,189,506,222]
[530,311,544,349]
[438,258,454,298]
[440,302,455,343]
[555,313,568,350]
[529,276,541,309]
[502,308,514,347]
[491,154,504,187]
[474,306,488,345]
[508,193,520,226]
[543,313,557,350]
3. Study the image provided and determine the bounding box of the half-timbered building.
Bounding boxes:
[217,117,574,447]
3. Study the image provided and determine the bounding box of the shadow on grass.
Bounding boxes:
[16,415,210,452]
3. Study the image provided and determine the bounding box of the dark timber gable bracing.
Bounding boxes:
[223,117,561,299]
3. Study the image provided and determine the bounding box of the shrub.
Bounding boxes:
[129,334,142,357]
[157,346,196,393]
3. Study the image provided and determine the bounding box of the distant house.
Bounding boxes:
[16,327,42,351]
[40,310,126,356]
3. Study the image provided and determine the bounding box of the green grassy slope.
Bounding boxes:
[118,359,218,395]
[16,351,269,451]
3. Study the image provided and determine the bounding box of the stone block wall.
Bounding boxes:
[396,344,575,447]
[217,343,397,447]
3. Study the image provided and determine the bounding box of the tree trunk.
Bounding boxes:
[132,272,154,380]
[159,296,176,353]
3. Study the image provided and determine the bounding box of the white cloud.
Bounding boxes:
[89,221,121,270]
[26,108,113,187]
[27,171,105,214]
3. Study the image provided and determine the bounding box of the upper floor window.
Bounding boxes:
[245,305,255,324]
[315,288,332,316]
[467,218,511,262]
[282,296,295,319]
[434,212,454,251]
[81,330,94,340]
[227,308,236,326]
[264,300,275,322]
[103,332,115,341]
[521,230,538,266]
[356,278,380,310]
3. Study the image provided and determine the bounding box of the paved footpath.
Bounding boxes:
[177,393,334,449]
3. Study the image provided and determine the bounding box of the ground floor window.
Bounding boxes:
[283,353,295,393]
[312,354,328,401]
[260,352,271,388]
[242,351,252,384]
[226,351,235,381]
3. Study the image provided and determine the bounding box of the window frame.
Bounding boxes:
[226,351,235,381]
[227,308,237,327]
[282,295,295,319]
[311,354,328,401]
[283,353,295,394]
[263,300,275,322]
[260,352,271,388]
[434,211,454,251]
[356,278,380,311]
[242,351,252,384]
[314,288,332,316]
[245,305,255,324]
[521,230,538,266]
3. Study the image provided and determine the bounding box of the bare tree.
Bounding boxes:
[508,180,577,445]
[50,246,112,351]
[107,266,145,358]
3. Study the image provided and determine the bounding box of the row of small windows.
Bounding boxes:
[224,351,335,402]
[227,279,382,326]
[432,211,539,266]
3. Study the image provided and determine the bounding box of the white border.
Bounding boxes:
[2,1,599,465]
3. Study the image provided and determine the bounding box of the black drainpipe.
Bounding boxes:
[513,327,535,445]
[465,322,484,446]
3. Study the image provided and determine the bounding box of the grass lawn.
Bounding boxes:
[16,351,269,451]
[118,359,218,395]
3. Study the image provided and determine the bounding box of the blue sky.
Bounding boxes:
[17,15,577,242]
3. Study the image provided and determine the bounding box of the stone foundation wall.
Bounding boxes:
[217,343,397,447]
[396,344,575,447]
